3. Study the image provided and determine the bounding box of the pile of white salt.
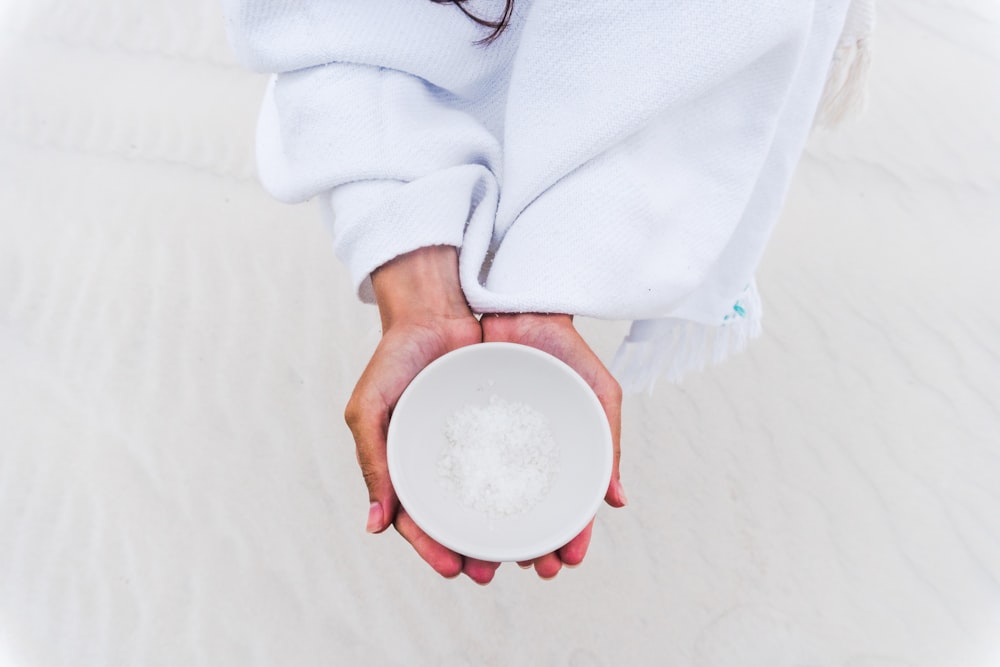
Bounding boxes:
[438,395,559,517]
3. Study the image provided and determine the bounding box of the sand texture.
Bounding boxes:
[2,0,999,665]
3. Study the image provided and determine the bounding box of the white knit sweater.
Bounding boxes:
[221,0,872,390]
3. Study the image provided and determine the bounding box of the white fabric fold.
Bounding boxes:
[221,0,872,391]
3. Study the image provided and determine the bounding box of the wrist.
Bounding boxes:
[481,312,573,340]
[371,246,473,330]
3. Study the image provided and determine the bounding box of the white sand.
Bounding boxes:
[2,1,999,665]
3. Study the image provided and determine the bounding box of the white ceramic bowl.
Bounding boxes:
[386,342,613,562]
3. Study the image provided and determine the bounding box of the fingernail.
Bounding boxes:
[616,479,629,507]
[366,501,383,533]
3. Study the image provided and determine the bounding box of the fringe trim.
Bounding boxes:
[610,287,763,394]
[815,0,876,128]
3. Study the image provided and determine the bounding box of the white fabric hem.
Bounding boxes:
[610,283,763,394]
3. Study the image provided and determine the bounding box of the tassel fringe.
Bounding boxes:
[610,286,763,394]
[815,0,876,128]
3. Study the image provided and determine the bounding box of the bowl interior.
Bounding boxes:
[387,342,613,562]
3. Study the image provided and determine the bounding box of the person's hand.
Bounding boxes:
[344,246,501,584]
[480,312,627,579]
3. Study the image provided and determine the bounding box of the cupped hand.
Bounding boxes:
[481,312,627,579]
[344,246,500,585]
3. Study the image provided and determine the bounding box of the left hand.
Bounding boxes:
[345,246,500,585]
[480,312,627,579]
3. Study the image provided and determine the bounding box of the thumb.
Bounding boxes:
[595,374,626,508]
[344,396,399,534]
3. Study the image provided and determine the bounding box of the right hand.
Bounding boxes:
[344,246,501,584]
[480,312,626,579]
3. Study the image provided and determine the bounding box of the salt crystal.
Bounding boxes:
[438,395,559,517]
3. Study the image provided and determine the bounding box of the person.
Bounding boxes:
[220,0,873,584]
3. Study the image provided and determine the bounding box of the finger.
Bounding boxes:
[462,558,501,585]
[533,553,563,579]
[593,373,626,508]
[557,518,595,567]
[525,320,627,509]
[516,561,532,569]
[607,476,628,508]
[394,508,463,579]
[344,389,399,533]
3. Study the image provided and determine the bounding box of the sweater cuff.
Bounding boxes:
[325,164,494,303]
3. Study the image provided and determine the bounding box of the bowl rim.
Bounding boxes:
[386,341,613,562]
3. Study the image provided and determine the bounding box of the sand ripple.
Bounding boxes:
[2,0,1000,665]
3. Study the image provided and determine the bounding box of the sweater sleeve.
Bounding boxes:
[458,1,853,323]
[220,0,510,301]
